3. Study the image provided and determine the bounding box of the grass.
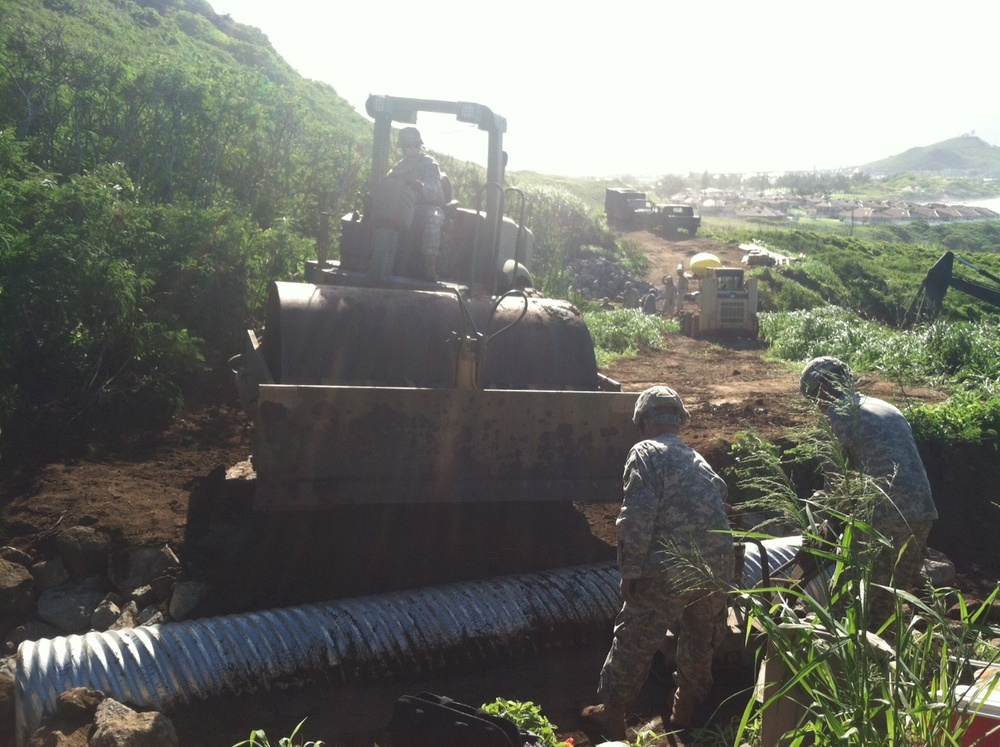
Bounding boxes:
[723,427,1000,746]
[582,307,678,369]
[756,306,1000,447]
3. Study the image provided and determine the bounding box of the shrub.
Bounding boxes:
[583,309,675,369]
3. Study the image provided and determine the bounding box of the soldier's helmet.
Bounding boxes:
[800,356,851,400]
[398,127,423,148]
[633,385,691,426]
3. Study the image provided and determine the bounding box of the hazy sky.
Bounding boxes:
[207,0,999,177]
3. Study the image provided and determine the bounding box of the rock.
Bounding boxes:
[90,698,178,747]
[0,546,33,566]
[55,687,105,721]
[0,557,35,631]
[136,606,164,627]
[130,584,159,608]
[168,581,207,621]
[55,526,111,578]
[1,657,14,747]
[109,601,138,631]
[24,687,104,747]
[37,577,107,633]
[4,621,63,655]
[110,545,180,595]
[32,557,70,591]
[923,547,956,587]
[90,598,122,632]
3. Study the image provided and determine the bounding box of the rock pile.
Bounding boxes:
[1,527,207,652]
[1,526,208,743]
[566,256,656,302]
[21,687,178,747]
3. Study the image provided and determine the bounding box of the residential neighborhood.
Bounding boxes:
[664,189,999,226]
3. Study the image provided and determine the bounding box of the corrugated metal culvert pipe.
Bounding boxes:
[15,539,803,746]
[15,563,620,745]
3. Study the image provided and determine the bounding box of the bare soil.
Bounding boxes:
[2,231,996,747]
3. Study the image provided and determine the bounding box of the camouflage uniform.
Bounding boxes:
[622,283,641,309]
[825,392,937,622]
[642,291,658,315]
[675,271,689,313]
[387,150,446,262]
[662,278,677,316]
[597,433,734,708]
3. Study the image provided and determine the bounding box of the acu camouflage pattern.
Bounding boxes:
[598,433,734,707]
[866,519,934,625]
[387,151,445,258]
[616,434,733,579]
[825,393,938,623]
[825,393,937,526]
[598,575,728,706]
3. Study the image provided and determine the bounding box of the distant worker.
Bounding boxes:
[387,126,446,281]
[641,288,658,315]
[799,357,938,627]
[675,265,689,312]
[581,386,733,740]
[622,281,641,309]
[662,276,678,317]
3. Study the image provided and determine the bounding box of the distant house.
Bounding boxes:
[841,206,877,224]
[736,205,786,222]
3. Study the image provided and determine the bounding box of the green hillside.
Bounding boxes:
[3,0,1000,471]
[0,0,378,450]
[862,135,1000,174]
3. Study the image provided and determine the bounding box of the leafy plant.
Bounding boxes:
[232,718,323,747]
[480,698,571,747]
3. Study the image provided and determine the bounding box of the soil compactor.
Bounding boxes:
[231,96,641,600]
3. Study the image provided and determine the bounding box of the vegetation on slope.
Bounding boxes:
[862,135,1000,174]
[3,0,1000,465]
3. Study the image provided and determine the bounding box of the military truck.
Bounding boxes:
[659,203,701,237]
[605,187,658,231]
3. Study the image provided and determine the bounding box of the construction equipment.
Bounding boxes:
[689,267,759,336]
[658,204,701,237]
[233,96,639,512]
[904,250,1000,327]
[605,187,658,231]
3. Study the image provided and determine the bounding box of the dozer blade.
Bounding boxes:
[252,385,639,510]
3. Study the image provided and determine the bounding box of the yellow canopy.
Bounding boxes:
[689,252,722,276]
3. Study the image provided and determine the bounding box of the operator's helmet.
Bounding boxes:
[398,127,423,148]
[676,264,685,274]
[800,356,851,400]
[632,385,691,427]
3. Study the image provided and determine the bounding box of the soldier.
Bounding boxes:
[675,264,689,307]
[662,276,678,317]
[642,288,658,315]
[387,127,446,281]
[581,386,734,740]
[799,356,938,627]
[622,281,641,309]
[600,297,616,311]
